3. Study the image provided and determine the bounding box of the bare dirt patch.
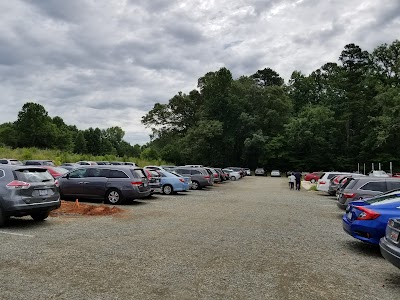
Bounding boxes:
[50,200,125,217]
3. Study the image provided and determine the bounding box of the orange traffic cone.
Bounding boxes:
[75,199,79,208]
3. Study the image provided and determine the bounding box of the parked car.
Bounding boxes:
[0,165,60,226]
[157,170,190,195]
[304,172,323,183]
[342,190,400,244]
[337,177,400,210]
[205,167,220,183]
[227,167,245,177]
[222,169,241,181]
[270,170,281,177]
[328,174,363,196]
[76,161,97,166]
[95,161,109,165]
[369,170,390,177]
[244,168,251,176]
[255,168,265,176]
[317,172,351,193]
[123,162,136,166]
[0,158,23,165]
[334,174,366,197]
[24,160,55,166]
[58,165,151,204]
[144,169,162,194]
[60,163,79,171]
[380,218,400,269]
[41,166,69,178]
[174,167,212,190]
[392,173,400,178]
[214,168,227,181]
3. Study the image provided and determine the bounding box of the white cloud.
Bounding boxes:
[0,0,399,145]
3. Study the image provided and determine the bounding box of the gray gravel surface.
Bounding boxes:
[1,177,400,299]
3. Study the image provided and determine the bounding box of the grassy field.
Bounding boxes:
[0,146,168,167]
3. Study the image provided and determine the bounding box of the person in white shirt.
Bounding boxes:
[289,173,296,190]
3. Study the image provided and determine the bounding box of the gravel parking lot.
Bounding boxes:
[1,177,400,299]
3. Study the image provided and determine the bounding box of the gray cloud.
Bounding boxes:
[0,0,399,144]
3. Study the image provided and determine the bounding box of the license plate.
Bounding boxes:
[39,189,48,196]
[346,211,352,220]
[389,230,399,242]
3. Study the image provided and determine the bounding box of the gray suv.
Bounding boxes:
[0,165,60,226]
[337,177,400,210]
[174,167,212,190]
[58,165,151,204]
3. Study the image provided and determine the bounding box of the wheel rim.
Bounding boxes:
[192,182,198,189]
[231,176,236,181]
[164,185,172,194]
[108,191,120,203]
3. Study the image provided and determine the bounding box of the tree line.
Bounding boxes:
[0,102,156,160]
[142,40,400,172]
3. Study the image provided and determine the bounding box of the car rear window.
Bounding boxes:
[15,169,53,182]
[0,169,4,177]
[344,178,357,189]
[130,169,146,179]
[108,170,129,178]
[191,170,201,175]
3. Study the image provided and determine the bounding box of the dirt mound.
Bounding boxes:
[50,200,125,217]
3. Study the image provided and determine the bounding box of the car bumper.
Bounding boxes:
[4,198,61,217]
[380,237,400,269]
[121,189,152,200]
[342,216,382,245]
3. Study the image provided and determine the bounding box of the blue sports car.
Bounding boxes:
[343,191,400,245]
[157,170,190,195]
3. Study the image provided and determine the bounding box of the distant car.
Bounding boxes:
[227,167,245,177]
[0,165,60,226]
[255,168,265,176]
[24,160,55,166]
[317,172,350,193]
[222,169,241,181]
[76,161,97,165]
[392,173,400,178]
[174,167,212,190]
[342,190,400,244]
[41,166,69,178]
[369,170,390,177]
[380,218,400,269]
[123,162,136,166]
[0,158,23,165]
[58,165,151,204]
[304,172,323,183]
[60,163,79,171]
[95,161,109,165]
[337,177,400,210]
[244,168,251,176]
[157,170,190,195]
[270,170,281,177]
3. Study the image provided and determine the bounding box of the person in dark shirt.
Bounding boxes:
[294,171,302,191]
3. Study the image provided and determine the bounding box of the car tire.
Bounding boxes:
[310,179,316,183]
[0,207,8,227]
[105,189,124,205]
[31,211,49,221]
[191,181,200,190]
[162,184,173,195]
[230,176,237,181]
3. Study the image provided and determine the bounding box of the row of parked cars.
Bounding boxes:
[315,171,400,270]
[0,158,249,227]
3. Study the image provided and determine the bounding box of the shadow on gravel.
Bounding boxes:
[343,240,382,258]
[3,217,49,230]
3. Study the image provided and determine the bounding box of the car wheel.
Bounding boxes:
[310,179,316,183]
[230,176,237,181]
[191,181,200,190]
[0,207,8,227]
[31,211,49,221]
[105,189,124,205]
[162,185,173,195]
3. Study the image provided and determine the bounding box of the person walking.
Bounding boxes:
[294,171,302,191]
[289,173,295,190]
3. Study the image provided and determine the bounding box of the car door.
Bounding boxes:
[81,168,109,199]
[59,168,88,197]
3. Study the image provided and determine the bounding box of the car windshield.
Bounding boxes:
[15,169,54,182]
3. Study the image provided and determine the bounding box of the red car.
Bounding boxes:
[304,172,323,183]
[392,173,400,178]
[41,166,69,178]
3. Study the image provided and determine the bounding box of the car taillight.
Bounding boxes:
[355,206,381,220]
[131,181,142,186]
[179,178,185,183]
[204,175,210,179]
[319,181,326,185]
[214,174,218,178]
[6,180,31,189]
[343,193,355,198]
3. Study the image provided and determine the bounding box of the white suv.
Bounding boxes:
[317,172,351,192]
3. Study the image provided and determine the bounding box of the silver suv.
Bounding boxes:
[337,177,400,210]
[0,165,60,226]
[0,159,23,165]
[58,165,151,204]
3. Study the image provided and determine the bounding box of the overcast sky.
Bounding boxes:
[1,0,399,145]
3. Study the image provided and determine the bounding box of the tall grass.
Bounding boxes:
[0,146,168,167]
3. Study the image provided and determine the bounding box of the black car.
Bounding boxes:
[0,165,60,226]
[380,218,400,269]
